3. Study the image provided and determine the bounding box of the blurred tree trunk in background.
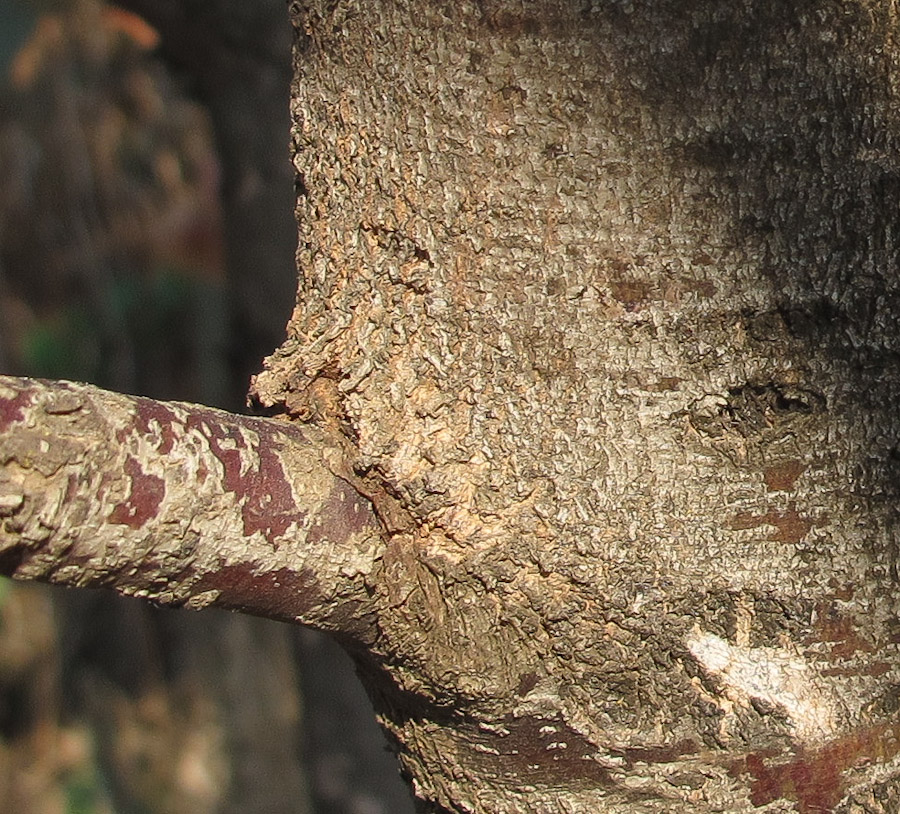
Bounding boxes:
[0,1,411,811]
[114,0,299,405]
[0,1,311,812]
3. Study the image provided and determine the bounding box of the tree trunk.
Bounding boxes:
[6,0,900,811]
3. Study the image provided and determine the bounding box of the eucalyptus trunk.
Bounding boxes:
[4,1,900,812]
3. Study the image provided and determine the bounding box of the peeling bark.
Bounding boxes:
[0,376,383,641]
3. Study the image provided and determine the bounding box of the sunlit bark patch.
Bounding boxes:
[686,628,839,744]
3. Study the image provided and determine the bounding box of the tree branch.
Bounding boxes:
[0,376,383,641]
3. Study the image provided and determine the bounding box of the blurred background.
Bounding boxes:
[0,1,414,811]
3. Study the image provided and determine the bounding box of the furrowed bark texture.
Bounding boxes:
[248,1,900,812]
[0,376,382,639]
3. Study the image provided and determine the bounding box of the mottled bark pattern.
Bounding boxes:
[248,1,900,811]
[0,376,382,638]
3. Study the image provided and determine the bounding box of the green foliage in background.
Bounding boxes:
[21,268,218,397]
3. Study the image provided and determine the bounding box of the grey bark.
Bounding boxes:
[6,0,900,812]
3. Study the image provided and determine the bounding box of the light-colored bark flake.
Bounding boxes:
[686,627,839,745]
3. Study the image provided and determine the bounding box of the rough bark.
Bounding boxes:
[7,0,900,812]
[254,0,900,811]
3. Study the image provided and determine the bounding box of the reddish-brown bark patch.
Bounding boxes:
[475,714,613,788]
[619,738,698,766]
[126,397,180,454]
[609,280,652,309]
[64,473,79,505]
[0,387,31,432]
[684,279,717,298]
[827,583,855,602]
[763,460,806,492]
[186,410,300,546]
[809,603,874,660]
[108,456,166,528]
[122,401,308,545]
[730,506,816,544]
[196,563,322,621]
[733,724,900,813]
[821,662,891,678]
[516,672,540,697]
[483,11,547,37]
[645,377,683,392]
[307,478,378,545]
